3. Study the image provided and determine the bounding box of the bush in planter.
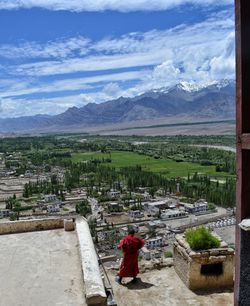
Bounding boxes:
[185,226,220,251]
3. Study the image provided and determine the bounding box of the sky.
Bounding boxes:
[0,0,235,118]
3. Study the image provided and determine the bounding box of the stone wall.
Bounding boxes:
[76,218,107,306]
[0,218,64,235]
[173,233,234,291]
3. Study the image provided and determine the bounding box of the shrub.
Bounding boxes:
[164,251,173,258]
[185,226,220,251]
[208,203,216,211]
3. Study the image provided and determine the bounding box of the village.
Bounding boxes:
[0,150,235,266]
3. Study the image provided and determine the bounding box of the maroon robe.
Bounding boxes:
[118,234,144,278]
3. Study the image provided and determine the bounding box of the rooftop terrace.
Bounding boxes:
[0,217,235,306]
[0,229,87,306]
[108,267,233,306]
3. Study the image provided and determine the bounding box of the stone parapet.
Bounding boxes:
[0,218,64,235]
[174,233,234,291]
[76,218,107,306]
[64,218,75,231]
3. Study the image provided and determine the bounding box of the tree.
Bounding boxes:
[51,174,58,185]
[23,183,30,198]
[88,218,97,237]
[76,199,92,217]
[59,189,65,201]
[12,200,21,220]
[6,194,17,210]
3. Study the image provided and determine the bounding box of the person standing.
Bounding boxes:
[116,227,144,284]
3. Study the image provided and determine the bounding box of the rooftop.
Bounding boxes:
[0,229,87,306]
[0,218,235,306]
[108,267,233,306]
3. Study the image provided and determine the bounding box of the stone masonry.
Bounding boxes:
[173,233,234,291]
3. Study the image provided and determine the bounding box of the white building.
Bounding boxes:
[143,201,168,216]
[146,236,164,249]
[44,194,57,202]
[97,229,118,240]
[140,247,151,260]
[0,209,11,219]
[183,200,208,214]
[129,210,144,219]
[140,246,162,260]
[47,204,60,213]
[147,220,166,229]
[142,192,151,201]
[161,209,188,220]
[108,202,123,211]
[107,191,121,199]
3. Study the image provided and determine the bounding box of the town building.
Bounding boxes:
[47,204,60,213]
[107,190,121,199]
[143,200,168,216]
[183,200,208,214]
[108,202,123,212]
[44,194,58,202]
[161,209,188,220]
[39,194,62,211]
[147,220,166,229]
[140,246,162,260]
[97,229,119,240]
[146,236,164,249]
[129,210,144,219]
[0,209,12,219]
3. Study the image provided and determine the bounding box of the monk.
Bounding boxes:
[116,227,144,284]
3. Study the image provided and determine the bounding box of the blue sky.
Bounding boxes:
[0,0,235,118]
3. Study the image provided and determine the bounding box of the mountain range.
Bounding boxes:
[0,79,235,134]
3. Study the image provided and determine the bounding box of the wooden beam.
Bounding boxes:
[235,1,250,304]
[241,134,250,149]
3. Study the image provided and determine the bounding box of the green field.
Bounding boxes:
[72,151,232,179]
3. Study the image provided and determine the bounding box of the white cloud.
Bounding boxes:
[9,10,234,78]
[0,37,90,59]
[0,70,147,99]
[0,9,235,117]
[0,94,89,118]
[14,50,170,76]
[102,82,123,97]
[146,61,181,87]
[0,0,233,12]
[209,32,235,79]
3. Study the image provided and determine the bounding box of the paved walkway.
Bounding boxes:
[108,267,233,306]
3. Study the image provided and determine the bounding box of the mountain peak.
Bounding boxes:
[144,79,234,96]
[176,80,232,93]
[0,79,235,133]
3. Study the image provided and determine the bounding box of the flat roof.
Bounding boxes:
[0,229,87,306]
[108,266,233,306]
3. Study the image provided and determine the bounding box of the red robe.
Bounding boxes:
[118,234,144,278]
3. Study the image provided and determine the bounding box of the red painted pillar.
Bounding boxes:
[235,1,250,305]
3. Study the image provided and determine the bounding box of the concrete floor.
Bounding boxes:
[108,267,233,306]
[0,229,86,306]
[214,226,235,246]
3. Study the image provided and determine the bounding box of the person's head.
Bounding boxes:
[128,227,135,235]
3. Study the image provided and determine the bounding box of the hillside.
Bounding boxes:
[0,80,235,134]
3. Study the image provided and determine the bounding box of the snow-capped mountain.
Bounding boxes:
[148,79,233,94]
[0,80,235,133]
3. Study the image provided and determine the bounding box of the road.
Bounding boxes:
[89,197,103,220]
[190,144,236,153]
